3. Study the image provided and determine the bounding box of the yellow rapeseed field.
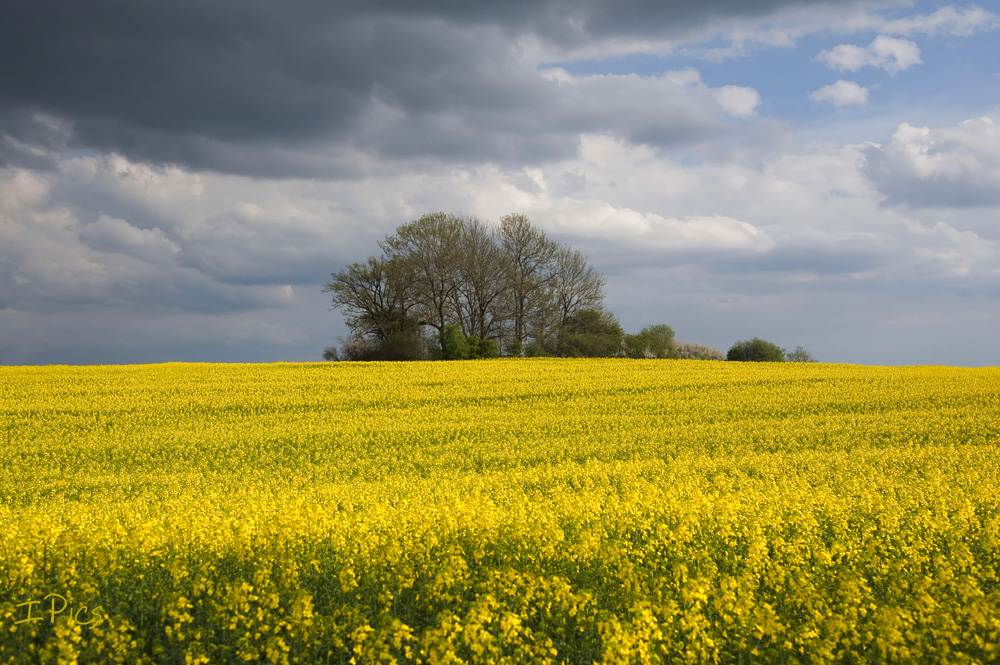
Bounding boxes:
[2,359,999,664]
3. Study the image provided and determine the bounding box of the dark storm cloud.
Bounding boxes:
[0,107,69,169]
[1,0,864,177]
[360,0,865,45]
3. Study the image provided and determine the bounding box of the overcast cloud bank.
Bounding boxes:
[1,0,998,365]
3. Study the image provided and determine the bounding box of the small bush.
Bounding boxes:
[339,335,379,361]
[467,335,500,359]
[675,341,725,361]
[524,340,551,357]
[374,333,428,361]
[625,324,677,359]
[439,323,470,360]
[559,309,624,358]
[727,338,785,362]
[337,333,429,361]
[322,346,340,361]
[786,346,818,362]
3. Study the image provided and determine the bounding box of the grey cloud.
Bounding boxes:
[0,306,319,365]
[0,206,299,317]
[173,215,345,287]
[363,0,866,46]
[77,215,180,263]
[710,244,887,275]
[1,0,859,177]
[0,154,382,324]
[0,108,70,169]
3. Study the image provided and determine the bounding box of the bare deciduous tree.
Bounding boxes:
[548,245,606,343]
[322,255,417,341]
[325,212,609,359]
[453,217,509,341]
[498,213,558,349]
[379,212,465,334]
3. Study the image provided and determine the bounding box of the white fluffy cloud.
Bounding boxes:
[3,115,999,365]
[863,114,1000,208]
[817,36,922,75]
[712,86,762,117]
[533,68,761,142]
[875,4,1000,37]
[809,80,869,107]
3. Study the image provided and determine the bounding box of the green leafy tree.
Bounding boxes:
[439,323,470,360]
[559,309,624,358]
[625,324,677,359]
[524,340,551,357]
[467,335,500,359]
[727,338,786,362]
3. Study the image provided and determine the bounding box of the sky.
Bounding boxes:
[1,0,998,366]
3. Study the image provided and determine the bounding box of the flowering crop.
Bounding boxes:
[1,359,999,664]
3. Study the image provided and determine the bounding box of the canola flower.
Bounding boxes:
[1,359,999,664]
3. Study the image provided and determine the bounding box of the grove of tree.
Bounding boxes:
[324,212,612,360]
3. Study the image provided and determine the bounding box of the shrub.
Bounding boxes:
[675,341,725,361]
[439,323,470,360]
[559,309,624,358]
[322,346,340,361]
[467,335,501,359]
[727,338,785,362]
[625,324,677,359]
[339,335,379,361]
[338,333,429,361]
[524,340,551,358]
[786,346,817,363]
[374,332,428,361]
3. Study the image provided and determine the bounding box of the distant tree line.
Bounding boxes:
[725,339,817,362]
[323,212,816,363]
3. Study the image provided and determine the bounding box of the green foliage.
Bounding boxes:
[506,339,523,358]
[375,332,429,361]
[625,324,677,359]
[559,309,624,358]
[524,340,551,357]
[727,338,786,362]
[787,345,818,362]
[339,335,379,361]
[467,335,500,359]
[338,332,430,361]
[439,323,470,360]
